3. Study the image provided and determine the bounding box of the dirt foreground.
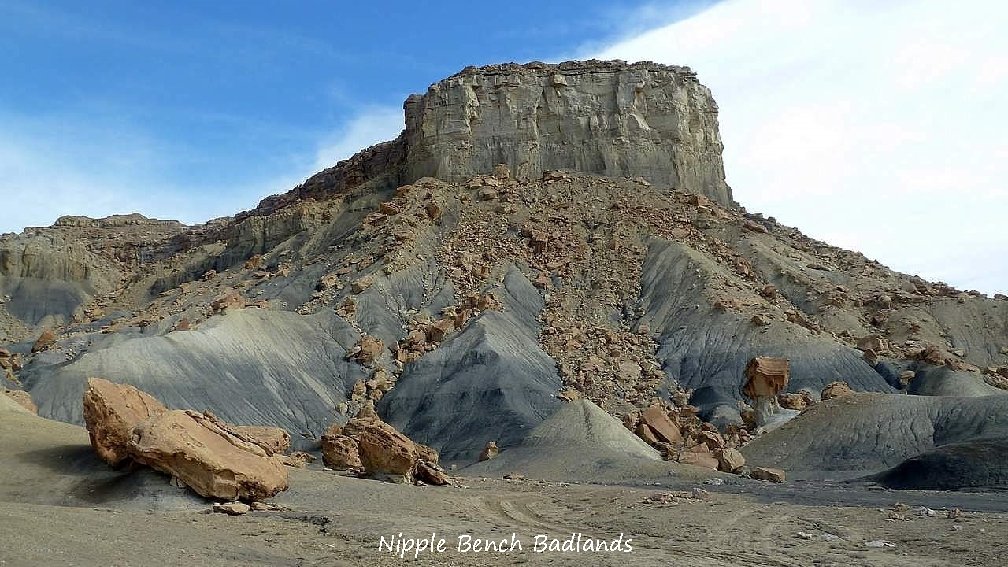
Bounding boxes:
[2,395,1008,566]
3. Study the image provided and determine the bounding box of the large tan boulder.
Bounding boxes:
[128,410,288,501]
[354,418,419,477]
[715,448,746,473]
[678,452,719,470]
[320,424,363,470]
[322,411,448,484]
[231,425,291,455]
[82,377,167,466]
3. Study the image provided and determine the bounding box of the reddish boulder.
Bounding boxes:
[640,405,682,444]
[31,329,57,353]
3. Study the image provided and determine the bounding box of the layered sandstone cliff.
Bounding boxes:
[253,60,732,214]
[403,61,731,204]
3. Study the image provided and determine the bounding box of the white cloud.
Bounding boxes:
[592,0,1008,295]
[314,106,405,170]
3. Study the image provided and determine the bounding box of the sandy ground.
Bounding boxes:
[2,397,1008,566]
[3,473,1008,567]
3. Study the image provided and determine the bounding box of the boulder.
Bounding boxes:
[231,425,291,455]
[821,381,854,401]
[351,335,384,365]
[678,452,720,470]
[280,451,316,468]
[3,389,37,414]
[635,422,660,445]
[414,460,450,486]
[640,405,682,444]
[354,418,419,478]
[478,441,500,462]
[128,410,288,502]
[320,425,363,471]
[750,466,786,483]
[82,377,167,467]
[777,392,808,411]
[323,413,445,484]
[716,448,746,473]
[213,502,251,516]
[31,329,57,353]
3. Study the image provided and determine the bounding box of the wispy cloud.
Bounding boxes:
[314,106,405,170]
[590,0,1008,294]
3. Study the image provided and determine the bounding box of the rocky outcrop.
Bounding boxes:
[252,60,733,215]
[82,377,167,466]
[478,441,499,462]
[129,410,289,501]
[402,61,732,205]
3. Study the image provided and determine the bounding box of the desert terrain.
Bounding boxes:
[2,61,1007,566]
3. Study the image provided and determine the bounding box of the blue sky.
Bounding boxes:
[0,0,711,224]
[1,0,1005,294]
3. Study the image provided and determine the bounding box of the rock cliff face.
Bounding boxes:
[253,60,732,214]
[402,61,731,205]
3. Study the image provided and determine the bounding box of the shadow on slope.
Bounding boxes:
[742,393,1008,482]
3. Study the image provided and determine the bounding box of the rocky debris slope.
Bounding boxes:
[2,60,1007,474]
[462,398,679,483]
